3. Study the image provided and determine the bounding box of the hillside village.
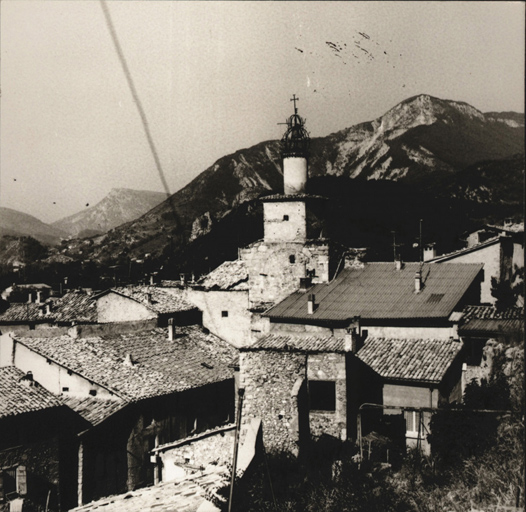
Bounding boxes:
[0,101,524,512]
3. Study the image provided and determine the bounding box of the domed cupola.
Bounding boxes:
[281,95,309,195]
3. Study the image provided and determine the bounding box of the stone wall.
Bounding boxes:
[240,351,307,454]
[307,352,347,440]
[263,202,307,243]
[159,428,236,482]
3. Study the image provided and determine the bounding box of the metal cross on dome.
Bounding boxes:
[290,94,299,114]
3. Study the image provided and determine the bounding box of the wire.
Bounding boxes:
[99,1,178,222]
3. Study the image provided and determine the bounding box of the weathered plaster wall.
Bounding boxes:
[186,289,250,348]
[383,383,438,410]
[264,202,307,242]
[307,352,347,440]
[438,243,501,304]
[96,294,156,323]
[0,336,115,398]
[240,351,306,454]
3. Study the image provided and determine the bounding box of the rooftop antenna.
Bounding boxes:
[392,231,402,268]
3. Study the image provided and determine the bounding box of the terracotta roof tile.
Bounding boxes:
[0,302,53,323]
[245,333,347,352]
[266,262,483,322]
[52,290,97,323]
[109,286,196,314]
[0,366,63,419]
[357,337,462,384]
[14,326,237,401]
[61,396,127,426]
[197,260,248,291]
[459,305,524,335]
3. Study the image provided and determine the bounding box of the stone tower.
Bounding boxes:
[240,96,334,310]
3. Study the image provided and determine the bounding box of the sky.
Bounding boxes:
[0,1,524,224]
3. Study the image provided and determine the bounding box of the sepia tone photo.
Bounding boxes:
[0,2,524,511]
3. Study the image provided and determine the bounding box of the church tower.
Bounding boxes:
[240,96,334,310]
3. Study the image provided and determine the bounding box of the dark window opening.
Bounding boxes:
[89,389,97,396]
[221,311,229,318]
[289,255,296,264]
[62,387,69,392]
[283,215,289,221]
[309,380,336,411]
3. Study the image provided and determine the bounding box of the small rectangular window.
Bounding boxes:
[289,255,296,264]
[89,389,97,397]
[283,215,289,221]
[62,387,69,392]
[309,380,336,411]
[221,311,229,318]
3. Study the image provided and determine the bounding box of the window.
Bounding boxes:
[289,255,296,264]
[89,389,97,396]
[221,310,229,318]
[309,380,336,411]
[62,387,69,392]
[283,215,289,221]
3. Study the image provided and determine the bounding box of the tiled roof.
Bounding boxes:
[0,366,63,419]
[266,262,483,322]
[459,305,524,335]
[71,466,227,512]
[357,337,462,384]
[486,222,524,234]
[428,236,501,262]
[245,333,347,352]
[14,326,237,401]
[52,290,97,323]
[61,396,127,426]
[197,260,248,291]
[0,302,53,323]
[105,286,196,314]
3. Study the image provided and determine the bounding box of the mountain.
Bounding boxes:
[0,207,67,245]
[51,188,168,237]
[50,95,525,269]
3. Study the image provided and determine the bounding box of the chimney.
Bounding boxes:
[423,244,437,262]
[38,305,45,317]
[146,292,152,305]
[123,353,134,367]
[344,317,362,352]
[307,294,316,315]
[299,277,312,292]
[150,274,155,285]
[28,292,33,303]
[167,318,176,341]
[180,273,187,286]
[45,302,52,315]
[414,270,422,293]
[36,290,42,304]
[395,258,403,271]
[19,371,35,387]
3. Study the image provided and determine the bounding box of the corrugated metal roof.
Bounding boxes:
[245,333,347,352]
[357,337,462,384]
[0,366,63,419]
[265,262,483,322]
[14,326,237,401]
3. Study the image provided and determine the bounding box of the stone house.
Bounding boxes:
[427,222,524,305]
[0,322,237,506]
[239,260,483,454]
[0,367,78,511]
[94,285,200,326]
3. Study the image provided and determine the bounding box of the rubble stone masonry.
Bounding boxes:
[240,351,306,454]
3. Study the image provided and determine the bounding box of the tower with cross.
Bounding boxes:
[281,94,309,195]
